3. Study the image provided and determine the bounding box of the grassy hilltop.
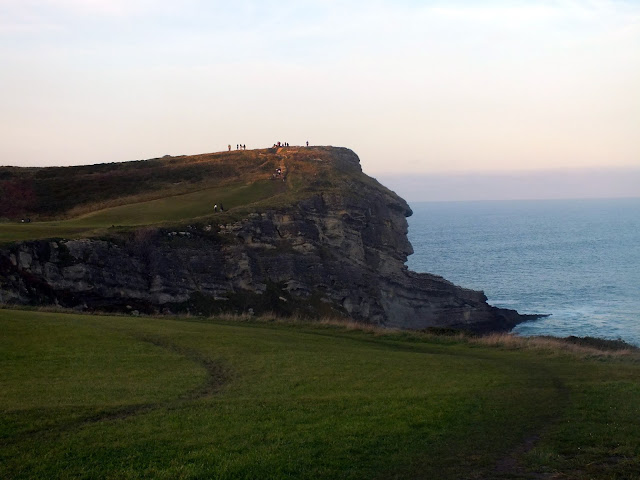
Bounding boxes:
[0,146,366,244]
[1,309,640,479]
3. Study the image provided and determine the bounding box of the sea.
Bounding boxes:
[405,198,640,346]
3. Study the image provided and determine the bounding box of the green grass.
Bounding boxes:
[0,149,280,218]
[0,146,385,244]
[0,180,282,243]
[0,224,100,244]
[2,310,639,479]
[66,179,280,227]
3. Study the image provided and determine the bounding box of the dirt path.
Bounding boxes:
[491,365,570,479]
[135,333,230,400]
[1,333,230,446]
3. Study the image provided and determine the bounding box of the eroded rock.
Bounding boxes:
[0,149,530,332]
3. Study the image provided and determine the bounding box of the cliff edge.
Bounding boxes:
[0,147,531,332]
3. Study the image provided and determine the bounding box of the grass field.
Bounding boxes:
[0,149,283,219]
[0,146,379,245]
[1,309,639,479]
[0,180,283,243]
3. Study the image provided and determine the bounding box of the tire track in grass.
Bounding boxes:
[491,362,570,479]
[299,327,571,479]
[402,352,570,480]
[0,333,231,446]
[133,333,230,400]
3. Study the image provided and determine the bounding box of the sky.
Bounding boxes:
[1,0,639,200]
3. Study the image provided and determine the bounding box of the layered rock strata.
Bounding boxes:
[0,149,530,332]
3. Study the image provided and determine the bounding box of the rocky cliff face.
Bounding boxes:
[0,148,529,332]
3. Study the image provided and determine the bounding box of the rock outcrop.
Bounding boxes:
[0,148,531,332]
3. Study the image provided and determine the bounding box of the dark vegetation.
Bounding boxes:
[0,179,36,218]
[0,147,365,220]
[561,335,636,352]
[0,151,280,219]
[177,283,347,319]
[0,147,366,244]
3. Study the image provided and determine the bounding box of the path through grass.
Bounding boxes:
[0,180,281,243]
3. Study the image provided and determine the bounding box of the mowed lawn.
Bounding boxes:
[1,310,640,479]
[0,180,280,243]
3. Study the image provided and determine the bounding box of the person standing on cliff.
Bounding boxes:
[228,145,231,151]
[306,140,309,147]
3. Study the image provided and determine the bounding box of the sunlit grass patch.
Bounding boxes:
[473,332,639,358]
[0,179,282,243]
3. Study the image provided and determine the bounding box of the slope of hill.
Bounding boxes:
[1,147,534,332]
[0,150,281,219]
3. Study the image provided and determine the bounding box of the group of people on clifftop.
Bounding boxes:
[227,141,311,152]
[271,141,310,148]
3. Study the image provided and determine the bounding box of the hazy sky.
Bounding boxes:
[1,1,639,198]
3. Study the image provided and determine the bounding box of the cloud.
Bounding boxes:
[0,21,62,34]
[428,4,563,23]
[27,0,157,16]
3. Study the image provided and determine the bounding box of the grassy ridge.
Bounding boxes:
[67,180,279,227]
[0,146,346,222]
[0,146,353,243]
[0,150,280,219]
[1,309,639,479]
[0,180,282,243]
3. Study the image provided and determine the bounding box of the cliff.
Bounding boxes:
[0,147,530,332]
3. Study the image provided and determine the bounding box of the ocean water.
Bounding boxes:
[405,198,640,346]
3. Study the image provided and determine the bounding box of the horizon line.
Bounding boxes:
[407,195,640,204]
